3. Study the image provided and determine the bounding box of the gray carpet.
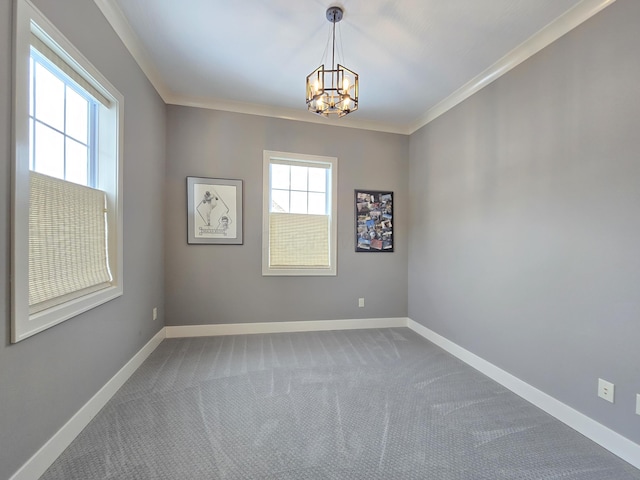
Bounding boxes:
[40,328,640,479]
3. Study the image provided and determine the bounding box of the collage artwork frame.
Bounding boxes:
[355,189,394,252]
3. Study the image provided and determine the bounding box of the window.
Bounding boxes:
[262,151,337,276]
[12,0,123,342]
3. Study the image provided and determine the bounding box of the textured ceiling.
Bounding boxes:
[100,0,611,133]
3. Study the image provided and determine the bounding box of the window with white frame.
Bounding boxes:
[12,0,123,342]
[262,151,337,276]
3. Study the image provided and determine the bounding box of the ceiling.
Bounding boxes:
[95,0,613,134]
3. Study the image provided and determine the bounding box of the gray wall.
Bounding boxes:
[2,0,636,477]
[408,0,640,444]
[165,107,408,325]
[0,1,166,478]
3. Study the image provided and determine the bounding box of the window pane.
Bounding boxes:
[308,192,326,215]
[271,189,289,213]
[290,166,308,191]
[290,191,307,214]
[308,167,326,192]
[271,164,289,190]
[34,61,65,131]
[34,122,64,179]
[66,138,88,185]
[66,87,88,143]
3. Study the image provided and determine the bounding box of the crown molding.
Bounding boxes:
[407,0,617,134]
[165,93,410,134]
[93,0,172,100]
[93,0,407,134]
[95,0,616,136]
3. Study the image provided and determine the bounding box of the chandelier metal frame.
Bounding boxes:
[306,6,359,117]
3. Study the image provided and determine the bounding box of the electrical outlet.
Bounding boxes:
[358,298,365,308]
[636,394,640,415]
[598,378,614,403]
[152,307,158,321]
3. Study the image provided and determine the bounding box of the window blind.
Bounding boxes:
[29,171,112,314]
[269,213,330,268]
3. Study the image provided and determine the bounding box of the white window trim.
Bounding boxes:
[11,0,124,343]
[262,150,337,276]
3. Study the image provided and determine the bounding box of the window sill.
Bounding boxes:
[262,267,337,277]
[12,285,122,343]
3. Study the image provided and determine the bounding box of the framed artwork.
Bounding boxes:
[355,189,393,252]
[187,176,243,244]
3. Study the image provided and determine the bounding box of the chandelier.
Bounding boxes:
[306,6,359,117]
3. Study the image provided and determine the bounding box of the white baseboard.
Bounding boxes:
[165,317,408,338]
[10,328,166,480]
[406,318,640,470]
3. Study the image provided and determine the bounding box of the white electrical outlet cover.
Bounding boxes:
[598,378,614,403]
[636,394,640,415]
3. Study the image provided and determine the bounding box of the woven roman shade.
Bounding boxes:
[269,213,330,268]
[29,172,112,314]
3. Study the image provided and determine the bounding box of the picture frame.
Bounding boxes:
[187,176,243,244]
[355,189,393,252]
